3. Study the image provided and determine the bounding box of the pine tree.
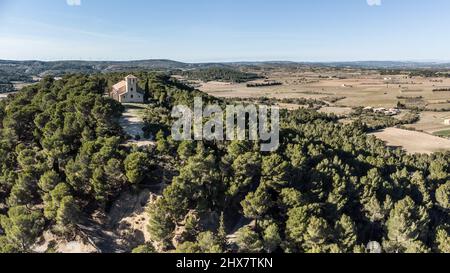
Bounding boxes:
[196,232,223,253]
[241,185,271,227]
[143,79,150,102]
[285,205,312,248]
[124,152,151,185]
[435,181,449,211]
[303,217,331,253]
[91,167,108,205]
[335,214,357,252]
[43,183,71,220]
[434,226,450,253]
[327,174,348,215]
[279,188,304,210]
[360,168,385,205]
[263,223,281,253]
[429,160,448,181]
[132,243,156,253]
[235,226,263,253]
[228,152,261,197]
[156,130,170,154]
[364,196,386,222]
[55,196,80,234]
[147,200,176,245]
[7,173,37,207]
[0,206,44,253]
[384,196,430,253]
[217,212,228,249]
[38,170,61,193]
[261,154,289,190]
[177,140,196,161]
[410,171,432,209]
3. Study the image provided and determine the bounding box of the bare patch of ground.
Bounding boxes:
[34,231,100,253]
[0,92,16,100]
[120,104,156,147]
[319,106,353,116]
[11,81,35,90]
[120,104,146,137]
[123,140,156,148]
[34,188,162,253]
[107,189,162,248]
[370,127,450,154]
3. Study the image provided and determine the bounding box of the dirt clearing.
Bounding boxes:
[371,127,450,154]
[120,104,155,147]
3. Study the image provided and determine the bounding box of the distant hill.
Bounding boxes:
[313,61,450,69]
[2,59,450,81]
[0,59,194,78]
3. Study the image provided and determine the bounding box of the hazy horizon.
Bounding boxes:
[2,58,450,64]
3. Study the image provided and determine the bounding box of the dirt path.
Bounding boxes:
[0,92,16,100]
[120,104,146,137]
[73,189,160,253]
[119,104,156,147]
[226,216,251,244]
[76,219,126,253]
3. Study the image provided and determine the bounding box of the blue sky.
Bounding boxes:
[0,0,450,62]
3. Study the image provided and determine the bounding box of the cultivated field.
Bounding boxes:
[188,68,450,153]
[371,128,450,154]
[199,70,450,106]
[406,111,450,134]
[319,106,354,116]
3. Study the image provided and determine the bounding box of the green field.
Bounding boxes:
[434,129,450,137]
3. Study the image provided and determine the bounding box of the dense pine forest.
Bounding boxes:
[0,73,449,253]
[180,67,262,83]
